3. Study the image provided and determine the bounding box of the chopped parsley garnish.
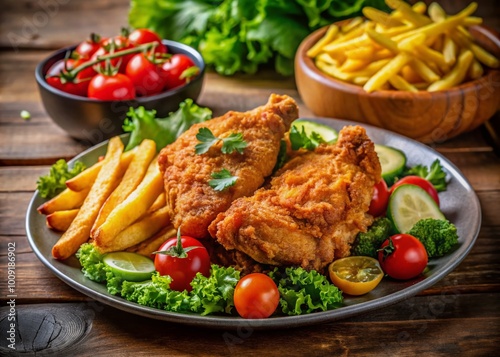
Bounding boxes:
[209,169,238,191]
[195,127,247,155]
[289,126,326,151]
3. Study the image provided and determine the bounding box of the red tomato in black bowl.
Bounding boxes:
[161,54,198,90]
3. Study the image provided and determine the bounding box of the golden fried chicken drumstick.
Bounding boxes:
[209,125,381,271]
[158,94,299,238]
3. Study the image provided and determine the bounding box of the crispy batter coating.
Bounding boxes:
[209,125,381,271]
[158,94,299,238]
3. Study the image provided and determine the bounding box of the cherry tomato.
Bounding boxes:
[125,53,164,96]
[378,234,428,280]
[368,179,390,217]
[161,54,198,89]
[390,176,439,206]
[154,233,210,292]
[46,58,95,96]
[128,28,167,54]
[92,35,135,73]
[87,73,135,100]
[74,33,103,59]
[234,273,280,319]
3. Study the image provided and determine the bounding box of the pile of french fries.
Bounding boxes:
[307,1,499,93]
[37,137,176,260]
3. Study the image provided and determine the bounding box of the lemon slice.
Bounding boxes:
[328,256,384,295]
[103,252,155,282]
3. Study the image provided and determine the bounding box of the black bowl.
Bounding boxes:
[35,40,205,144]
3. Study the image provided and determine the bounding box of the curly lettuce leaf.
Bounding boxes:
[269,267,343,315]
[123,99,212,151]
[189,264,240,315]
[37,159,86,198]
[76,243,108,282]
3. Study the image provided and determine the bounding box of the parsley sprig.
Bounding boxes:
[289,126,326,151]
[209,169,238,191]
[195,127,247,155]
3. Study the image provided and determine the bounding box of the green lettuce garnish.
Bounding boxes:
[122,99,212,151]
[269,267,343,315]
[37,159,86,198]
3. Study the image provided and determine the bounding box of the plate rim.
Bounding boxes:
[25,119,482,329]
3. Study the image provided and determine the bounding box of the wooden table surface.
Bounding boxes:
[1,1,499,356]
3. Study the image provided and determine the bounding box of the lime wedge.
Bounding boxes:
[103,252,155,282]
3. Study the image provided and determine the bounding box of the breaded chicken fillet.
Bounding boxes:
[209,125,381,271]
[158,94,299,238]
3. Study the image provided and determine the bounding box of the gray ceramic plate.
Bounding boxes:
[26,119,481,329]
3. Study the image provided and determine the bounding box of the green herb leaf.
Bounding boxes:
[37,159,86,198]
[289,126,325,151]
[195,128,247,155]
[123,99,212,152]
[209,169,238,191]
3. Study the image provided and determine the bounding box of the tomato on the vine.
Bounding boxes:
[390,176,440,206]
[234,273,280,319]
[46,58,95,96]
[126,53,164,96]
[74,33,103,59]
[92,35,135,73]
[87,73,135,100]
[129,28,167,54]
[368,179,390,217]
[154,230,211,292]
[378,234,428,280]
[161,54,198,89]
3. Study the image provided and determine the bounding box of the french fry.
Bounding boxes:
[345,46,375,60]
[315,53,339,66]
[401,65,423,83]
[409,58,441,82]
[388,74,418,92]
[428,50,474,91]
[339,58,369,72]
[468,58,484,79]
[415,44,450,72]
[91,162,164,248]
[386,0,431,27]
[97,206,170,254]
[46,209,79,231]
[92,139,156,230]
[365,27,399,53]
[364,52,412,92]
[323,34,371,53]
[451,31,499,68]
[65,149,135,192]
[147,192,166,214]
[127,226,176,257]
[442,36,458,66]
[341,17,363,33]
[307,25,339,58]
[352,76,370,85]
[52,137,124,260]
[37,187,90,215]
[363,7,405,27]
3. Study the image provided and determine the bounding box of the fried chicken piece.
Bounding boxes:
[158,94,299,238]
[209,125,381,271]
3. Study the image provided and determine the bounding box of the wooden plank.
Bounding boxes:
[0,0,129,50]
[0,166,49,192]
[1,297,497,356]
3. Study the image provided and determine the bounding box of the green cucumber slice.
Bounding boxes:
[292,119,338,143]
[388,184,445,233]
[103,252,155,282]
[375,144,407,185]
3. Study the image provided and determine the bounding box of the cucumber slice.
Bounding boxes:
[375,144,406,185]
[388,184,445,233]
[103,252,155,282]
[292,119,338,143]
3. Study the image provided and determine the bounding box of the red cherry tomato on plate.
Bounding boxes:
[161,54,198,90]
[390,176,439,206]
[128,28,167,54]
[369,179,390,217]
[126,53,164,96]
[87,73,135,100]
[378,233,428,280]
[154,232,210,292]
[234,273,280,319]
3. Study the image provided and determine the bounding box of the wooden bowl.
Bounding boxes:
[295,24,500,143]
